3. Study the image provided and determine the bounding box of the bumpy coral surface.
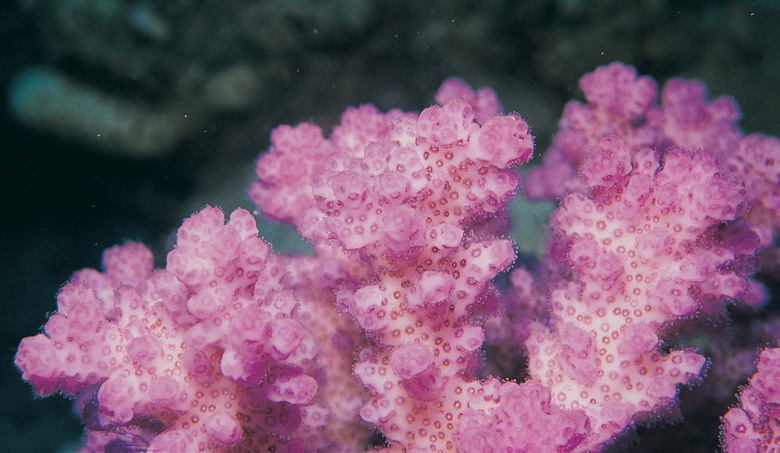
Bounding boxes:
[524,136,759,450]
[722,348,780,452]
[16,207,358,452]
[15,67,777,452]
[252,78,550,451]
[525,62,780,249]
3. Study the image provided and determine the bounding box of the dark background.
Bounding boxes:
[2,1,779,451]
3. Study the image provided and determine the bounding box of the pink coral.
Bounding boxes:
[525,62,780,250]
[520,137,760,450]
[457,381,591,452]
[723,134,780,246]
[251,78,535,451]
[525,62,658,200]
[722,348,780,452]
[15,68,776,452]
[16,207,357,452]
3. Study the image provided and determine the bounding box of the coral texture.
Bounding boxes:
[722,348,780,452]
[252,77,543,451]
[526,62,780,250]
[523,140,754,450]
[16,207,365,451]
[15,66,778,452]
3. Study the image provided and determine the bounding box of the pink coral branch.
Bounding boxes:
[523,138,758,450]
[16,207,360,451]
[722,348,780,452]
[526,62,780,252]
[252,77,541,451]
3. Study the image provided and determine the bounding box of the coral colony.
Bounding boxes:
[15,62,780,452]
